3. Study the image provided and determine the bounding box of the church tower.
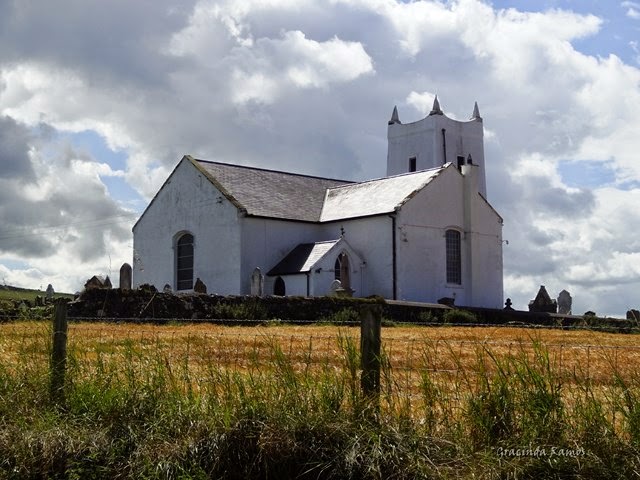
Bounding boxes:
[387,96,487,197]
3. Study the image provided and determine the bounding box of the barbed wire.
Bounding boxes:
[3,316,640,350]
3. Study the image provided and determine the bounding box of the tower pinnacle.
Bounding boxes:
[471,101,482,121]
[388,105,401,125]
[429,95,443,116]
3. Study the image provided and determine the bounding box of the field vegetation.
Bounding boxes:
[2,320,640,478]
[0,285,74,302]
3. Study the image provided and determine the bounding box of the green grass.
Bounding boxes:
[0,285,74,302]
[2,322,640,478]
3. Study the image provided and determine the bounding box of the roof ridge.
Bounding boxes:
[309,239,341,245]
[327,164,447,191]
[195,158,354,184]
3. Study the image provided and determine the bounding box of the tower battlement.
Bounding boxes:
[387,96,487,197]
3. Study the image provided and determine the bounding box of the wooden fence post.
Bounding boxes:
[360,304,382,406]
[50,299,68,406]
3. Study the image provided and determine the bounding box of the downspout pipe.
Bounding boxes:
[441,128,447,164]
[390,214,397,300]
[306,272,310,297]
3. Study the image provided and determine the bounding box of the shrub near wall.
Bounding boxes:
[67,289,388,322]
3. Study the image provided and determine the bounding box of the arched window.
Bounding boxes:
[334,252,351,290]
[176,233,194,290]
[274,276,286,296]
[445,230,461,285]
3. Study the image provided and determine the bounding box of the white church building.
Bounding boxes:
[132,97,504,308]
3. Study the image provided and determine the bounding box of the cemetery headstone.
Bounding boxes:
[250,267,264,296]
[438,297,455,307]
[329,279,342,296]
[557,289,572,315]
[119,263,132,290]
[85,275,113,290]
[194,278,207,294]
[528,285,557,313]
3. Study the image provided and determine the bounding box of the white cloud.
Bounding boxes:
[627,7,640,19]
[229,31,374,104]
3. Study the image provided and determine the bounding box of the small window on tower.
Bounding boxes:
[409,157,416,172]
[457,156,465,170]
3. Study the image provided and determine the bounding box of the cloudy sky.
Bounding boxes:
[0,0,639,316]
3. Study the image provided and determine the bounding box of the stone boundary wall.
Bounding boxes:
[59,288,638,331]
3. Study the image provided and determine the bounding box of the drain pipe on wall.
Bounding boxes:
[441,128,447,164]
[390,213,397,300]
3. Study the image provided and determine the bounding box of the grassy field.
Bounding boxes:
[0,285,74,302]
[2,320,640,478]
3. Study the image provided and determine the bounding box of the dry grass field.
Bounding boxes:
[3,320,640,478]
[3,320,639,389]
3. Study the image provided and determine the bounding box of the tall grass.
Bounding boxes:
[1,323,640,478]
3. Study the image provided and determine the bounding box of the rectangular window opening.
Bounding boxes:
[409,157,417,172]
[446,230,462,285]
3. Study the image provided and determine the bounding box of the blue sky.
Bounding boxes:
[0,0,639,315]
[490,0,639,61]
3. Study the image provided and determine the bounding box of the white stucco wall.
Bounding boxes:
[242,218,368,297]
[462,164,503,308]
[396,166,464,303]
[134,147,501,306]
[395,165,502,307]
[270,274,308,297]
[241,218,323,295]
[319,217,393,298]
[132,158,242,294]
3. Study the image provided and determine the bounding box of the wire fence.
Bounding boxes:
[3,308,640,392]
[3,312,640,332]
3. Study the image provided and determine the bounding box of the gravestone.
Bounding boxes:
[627,309,640,321]
[528,285,557,313]
[438,297,455,307]
[18,302,28,315]
[329,279,342,296]
[194,278,207,294]
[45,284,55,299]
[250,267,264,296]
[557,290,572,315]
[163,284,172,294]
[504,298,514,311]
[119,263,132,290]
[84,275,112,290]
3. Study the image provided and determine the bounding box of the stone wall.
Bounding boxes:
[61,288,637,331]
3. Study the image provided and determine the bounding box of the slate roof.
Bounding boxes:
[188,157,448,223]
[320,167,445,222]
[194,159,351,222]
[267,240,340,276]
